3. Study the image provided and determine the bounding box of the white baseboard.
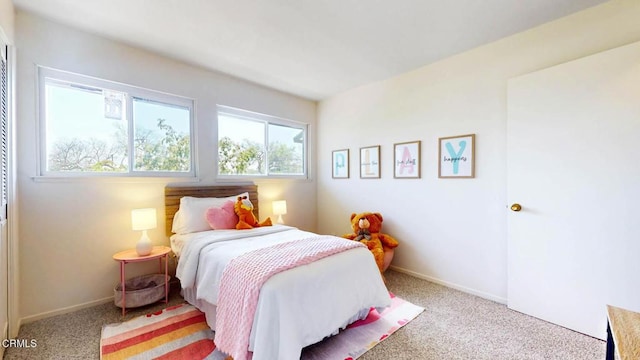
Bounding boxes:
[20,296,114,325]
[10,318,19,338]
[389,265,507,305]
[0,321,6,358]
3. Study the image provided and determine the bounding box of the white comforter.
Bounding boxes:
[175,225,391,360]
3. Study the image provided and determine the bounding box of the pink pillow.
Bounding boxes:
[205,200,238,230]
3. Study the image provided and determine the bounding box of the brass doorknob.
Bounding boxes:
[510,203,522,212]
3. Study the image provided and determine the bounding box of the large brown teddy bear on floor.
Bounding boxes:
[343,212,398,273]
[234,195,272,230]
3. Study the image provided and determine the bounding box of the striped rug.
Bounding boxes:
[100,294,424,360]
[100,304,216,359]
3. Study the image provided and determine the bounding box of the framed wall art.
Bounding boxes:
[332,149,349,179]
[394,141,421,178]
[438,134,475,178]
[360,145,380,179]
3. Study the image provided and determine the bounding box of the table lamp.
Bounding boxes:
[131,208,157,256]
[272,200,287,224]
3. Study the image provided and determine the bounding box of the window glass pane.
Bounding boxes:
[218,114,266,175]
[45,82,128,172]
[268,123,304,175]
[40,67,195,177]
[217,106,307,178]
[132,98,191,172]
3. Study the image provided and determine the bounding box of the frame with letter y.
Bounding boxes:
[438,134,475,178]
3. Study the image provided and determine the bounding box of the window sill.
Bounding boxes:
[31,176,201,184]
[216,175,311,183]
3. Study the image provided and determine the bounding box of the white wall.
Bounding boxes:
[317,0,640,302]
[0,0,14,42]
[15,12,317,321]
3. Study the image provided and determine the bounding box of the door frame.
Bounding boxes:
[0,27,18,340]
[7,38,17,340]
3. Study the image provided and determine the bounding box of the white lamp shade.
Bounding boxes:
[272,200,287,225]
[272,200,287,215]
[131,208,157,231]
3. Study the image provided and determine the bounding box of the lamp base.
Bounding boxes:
[136,230,153,256]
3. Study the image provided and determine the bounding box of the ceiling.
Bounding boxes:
[13,0,608,100]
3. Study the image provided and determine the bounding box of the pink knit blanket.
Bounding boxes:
[214,236,364,360]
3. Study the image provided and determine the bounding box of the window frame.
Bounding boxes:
[37,66,197,178]
[216,105,308,180]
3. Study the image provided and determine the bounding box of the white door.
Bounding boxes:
[507,40,640,340]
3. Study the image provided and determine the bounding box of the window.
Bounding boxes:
[217,105,307,178]
[38,67,195,177]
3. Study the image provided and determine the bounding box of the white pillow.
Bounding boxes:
[172,192,249,234]
[171,210,184,234]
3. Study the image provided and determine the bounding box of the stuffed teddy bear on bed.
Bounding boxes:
[234,195,272,230]
[343,212,398,273]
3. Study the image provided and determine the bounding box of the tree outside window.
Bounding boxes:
[217,107,306,178]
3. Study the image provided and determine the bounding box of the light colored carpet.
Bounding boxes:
[4,271,605,359]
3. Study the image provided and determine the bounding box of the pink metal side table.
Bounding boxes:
[112,245,171,316]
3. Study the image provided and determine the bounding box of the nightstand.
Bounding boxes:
[606,305,640,360]
[112,245,171,316]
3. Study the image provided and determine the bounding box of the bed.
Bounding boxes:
[165,185,391,360]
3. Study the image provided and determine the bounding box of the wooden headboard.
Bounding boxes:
[164,184,259,236]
